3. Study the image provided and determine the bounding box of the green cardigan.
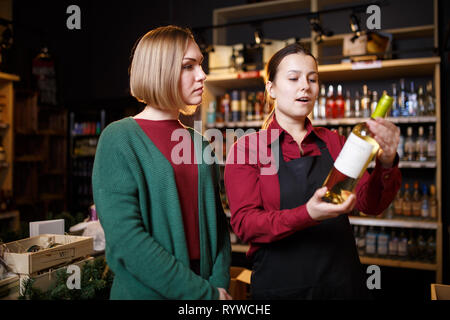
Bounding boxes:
[92,117,230,300]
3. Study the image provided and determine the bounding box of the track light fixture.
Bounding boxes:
[308,14,333,44]
[350,13,363,43]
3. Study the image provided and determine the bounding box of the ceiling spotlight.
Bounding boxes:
[350,13,362,42]
[308,14,333,44]
[254,30,262,45]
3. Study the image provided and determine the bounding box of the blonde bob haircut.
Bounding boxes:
[129,25,197,115]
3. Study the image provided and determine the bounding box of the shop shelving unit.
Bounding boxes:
[0,72,20,232]
[202,0,443,283]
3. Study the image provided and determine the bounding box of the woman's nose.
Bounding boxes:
[197,67,206,82]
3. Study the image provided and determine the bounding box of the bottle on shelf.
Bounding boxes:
[361,84,371,118]
[222,94,231,124]
[207,100,216,125]
[397,131,404,160]
[404,126,415,161]
[391,83,400,117]
[365,226,377,256]
[417,231,427,261]
[412,181,422,217]
[325,85,335,119]
[335,85,345,118]
[393,189,403,217]
[421,184,430,219]
[318,84,327,119]
[344,90,352,118]
[415,126,427,161]
[417,85,426,116]
[354,91,361,118]
[254,91,264,121]
[240,90,247,122]
[402,183,412,217]
[429,184,437,220]
[370,90,378,115]
[388,229,399,258]
[425,81,435,116]
[407,229,418,260]
[231,90,240,122]
[377,227,389,256]
[426,231,436,262]
[357,226,366,256]
[247,91,255,121]
[406,81,417,116]
[313,99,320,120]
[321,93,394,204]
[399,78,409,117]
[398,229,408,260]
[427,125,436,161]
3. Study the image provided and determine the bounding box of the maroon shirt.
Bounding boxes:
[135,119,200,260]
[224,116,401,257]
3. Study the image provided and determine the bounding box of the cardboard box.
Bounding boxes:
[431,284,450,300]
[229,266,251,300]
[3,234,93,275]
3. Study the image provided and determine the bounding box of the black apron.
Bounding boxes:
[251,133,371,300]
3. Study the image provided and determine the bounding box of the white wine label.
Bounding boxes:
[334,132,374,179]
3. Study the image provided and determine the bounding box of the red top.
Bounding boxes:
[135,118,200,260]
[224,116,401,257]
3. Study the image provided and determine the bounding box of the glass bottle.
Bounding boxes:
[394,189,403,217]
[322,94,394,204]
[402,183,412,217]
[425,81,435,115]
[415,126,426,162]
[417,85,426,116]
[391,83,400,117]
[318,84,327,119]
[399,78,409,117]
[406,81,417,116]
[427,126,436,161]
[404,126,415,161]
[354,91,361,118]
[421,184,430,220]
[325,85,335,119]
[388,229,399,258]
[398,229,408,260]
[345,90,353,118]
[335,85,345,118]
[412,181,422,217]
[361,84,371,118]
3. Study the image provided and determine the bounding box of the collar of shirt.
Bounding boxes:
[264,115,327,161]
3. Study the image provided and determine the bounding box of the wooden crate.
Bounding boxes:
[0,274,19,299]
[431,283,450,300]
[19,257,94,296]
[3,234,93,275]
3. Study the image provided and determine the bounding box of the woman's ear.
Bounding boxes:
[266,81,276,99]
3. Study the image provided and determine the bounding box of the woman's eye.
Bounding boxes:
[183,65,193,70]
[289,78,298,81]
[309,78,317,83]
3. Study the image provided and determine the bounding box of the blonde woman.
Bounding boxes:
[92,25,231,300]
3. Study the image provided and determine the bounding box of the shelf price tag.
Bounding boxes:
[351,60,382,70]
[237,71,260,79]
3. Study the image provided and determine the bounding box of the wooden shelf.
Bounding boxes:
[319,25,434,47]
[349,216,438,230]
[318,57,440,82]
[312,116,437,126]
[14,155,44,163]
[0,72,19,82]
[359,256,437,271]
[367,161,436,169]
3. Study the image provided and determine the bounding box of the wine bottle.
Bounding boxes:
[325,85,335,119]
[322,93,394,204]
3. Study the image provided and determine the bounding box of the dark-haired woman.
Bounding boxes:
[224,43,401,300]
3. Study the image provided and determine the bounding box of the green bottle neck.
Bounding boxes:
[371,94,394,119]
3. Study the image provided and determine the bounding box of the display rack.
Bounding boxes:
[0,72,19,233]
[13,90,68,222]
[203,0,443,283]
